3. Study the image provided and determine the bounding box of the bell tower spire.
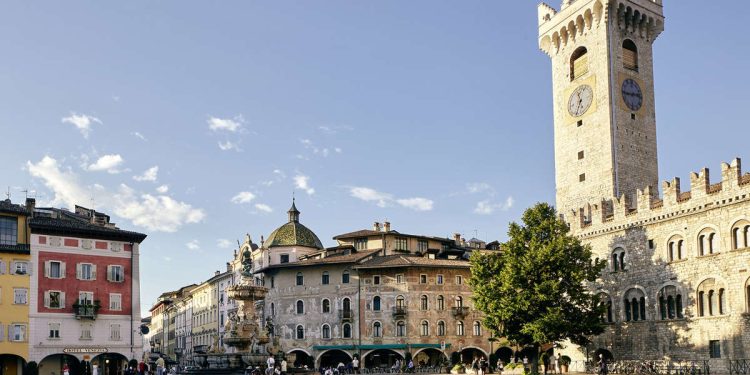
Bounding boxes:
[288,196,300,223]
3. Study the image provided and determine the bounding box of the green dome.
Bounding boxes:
[265,221,324,249]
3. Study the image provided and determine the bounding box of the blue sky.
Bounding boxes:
[1,1,748,316]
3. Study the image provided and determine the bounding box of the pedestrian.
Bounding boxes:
[479,358,487,375]
[523,357,529,371]
[267,355,276,375]
[156,357,165,375]
[281,359,288,375]
[407,360,414,374]
[497,360,504,375]
[598,354,608,375]
[352,357,359,374]
[554,354,561,375]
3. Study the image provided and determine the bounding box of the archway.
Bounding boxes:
[495,347,514,365]
[363,349,403,370]
[413,349,446,367]
[288,350,314,369]
[518,347,537,363]
[593,349,614,362]
[460,347,486,363]
[92,353,129,375]
[0,354,27,375]
[317,350,352,369]
[39,354,81,375]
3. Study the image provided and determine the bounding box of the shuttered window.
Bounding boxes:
[623,39,638,71]
[570,47,589,80]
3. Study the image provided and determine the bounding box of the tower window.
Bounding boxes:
[579,173,586,182]
[578,151,585,160]
[570,47,589,80]
[623,39,638,71]
[577,120,583,127]
[631,113,636,120]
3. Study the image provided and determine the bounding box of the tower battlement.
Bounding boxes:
[570,158,750,235]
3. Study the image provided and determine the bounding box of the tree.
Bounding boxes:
[469,203,606,373]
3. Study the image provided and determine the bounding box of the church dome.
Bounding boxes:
[264,200,324,249]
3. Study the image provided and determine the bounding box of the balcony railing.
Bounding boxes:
[451,306,469,318]
[339,309,354,322]
[73,302,101,320]
[392,306,407,317]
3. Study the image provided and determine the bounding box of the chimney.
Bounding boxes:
[383,221,391,232]
[215,270,220,276]
[453,233,461,243]
[373,222,381,232]
[226,262,231,272]
[25,198,36,216]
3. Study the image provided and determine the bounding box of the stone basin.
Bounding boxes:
[227,284,268,301]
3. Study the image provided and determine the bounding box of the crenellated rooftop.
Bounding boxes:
[571,158,750,237]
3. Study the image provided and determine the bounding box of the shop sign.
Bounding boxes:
[63,348,109,354]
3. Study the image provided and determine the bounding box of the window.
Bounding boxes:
[322,272,330,285]
[396,295,405,308]
[698,229,719,255]
[296,272,304,286]
[732,221,750,250]
[420,321,429,336]
[296,325,304,340]
[579,173,586,182]
[698,278,726,317]
[270,277,275,288]
[322,299,331,313]
[396,321,406,337]
[611,248,626,271]
[373,296,381,311]
[578,151,585,160]
[0,216,18,245]
[343,323,352,339]
[667,237,684,262]
[46,291,64,309]
[436,275,444,285]
[417,240,428,252]
[13,261,28,275]
[473,321,482,336]
[420,295,428,310]
[577,120,584,127]
[270,303,275,316]
[437,321,446,336]
[420,274,427,284]
[49,322,60,339]
[709,340,721,359]
[343,298,351,312]
[570,47,589,80]
[455,275,463,285]
[107,265,124,282]
[10,324,25,342]
[456,321,465,336]
[623,39,638,71]
[396,274,405,284]
[110,324,121,341]
[78,263,96,280]
[373,322,382,337]
[623,288,646,322]
[394,237,408,251]
[342,271,350,284]
[110,293,122,311]
[280,254,289,263]
[598,293,614,323]
[13,288,27,305]
[322,324,331,339]
[437,295,445,310]
[657,286,683,320]
[373,275,381,285]
[354,238,368,251]
[47,261,64,279]
[0,259,5,274]
[455,296,463,308]
[296,300,305,314]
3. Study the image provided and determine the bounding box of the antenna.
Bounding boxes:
[5,186,10,200]
[473,229,478,239]
[21,189,28,199]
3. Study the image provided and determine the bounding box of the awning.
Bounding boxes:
[312,343,450,351]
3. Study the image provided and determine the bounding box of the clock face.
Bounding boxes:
[568,84,593,117]
[621,78,643,111]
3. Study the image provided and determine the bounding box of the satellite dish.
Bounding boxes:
[141,325,150,335]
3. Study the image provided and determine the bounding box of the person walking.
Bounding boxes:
[352,357,359,374]
[554,354,561,375]
[267,355,276,375]
[598,354,608,375]
[281,359,288,375]
[156,357,165,375]
[496,360,504,375]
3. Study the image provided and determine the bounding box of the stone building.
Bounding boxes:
[538,0,750,366]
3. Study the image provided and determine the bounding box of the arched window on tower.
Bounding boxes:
[570,47,589,81]
[612,247,626,271]
[658,285,683,320]
[623,288,646,322]
[667,236,685,262]
[731,221,750,250]
[623,39,638,71]
[598,293,613,323]
[698,278,727,317]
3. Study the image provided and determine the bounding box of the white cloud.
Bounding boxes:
[133,166,159,182]
[132,132,146,141]
[156,185,169,193]
[335,147,342,154]
[27,156,89,208]
[273,169,285,178]
[467,182,493,194]
[163,256,172,262]
[300,139,312,146]
[217,239,232,249]
[208,116,243,132]
[294,174,315,195]
[62,112,102,138]
[473,196,514,215]
[87,154,124,173]
[349,187,393,208]
[255,203,273,213]
[218,141,241,152]
[396,197,434,211]
[231,191,256,204]
[186,240,200,251]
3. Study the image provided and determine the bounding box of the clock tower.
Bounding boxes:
[538,0,664,222]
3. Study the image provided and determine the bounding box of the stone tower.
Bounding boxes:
[538,0,664,222]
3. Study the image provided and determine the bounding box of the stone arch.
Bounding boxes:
[363,349,403,369]
[460,346,488,362]
[744,276,750,313]
[696,276,728,317]
[593,0,604,25]
[0,354,27,375]
[39,354,81,375]
[597,292,614,323]
[610,245,627,271]
[696,225,721,256]
[413,348,448,367]
[666,233,686,262]
[656,282,684,320]
[91,353,128,375]
[560,26,569,47]
[594,348,614,361]
[316,349,353,369]
[495,347,514,364]
[576,15,585,36]
[622,286,648,322]
[570,46,589,81]
[552,32,561,53]
[567,21,577,42]
[584,9,593,29]
[288,349,314,368]
[730,218,750,250]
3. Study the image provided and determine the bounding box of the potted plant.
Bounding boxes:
[560,356,571,373]
[450,364,465,374]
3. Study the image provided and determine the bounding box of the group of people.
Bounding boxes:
[262,355,288,375]
[319,356,362,375]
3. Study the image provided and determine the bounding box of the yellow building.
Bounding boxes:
[0,198,33,375]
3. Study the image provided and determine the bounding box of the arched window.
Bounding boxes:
[623,39,638,71]
[296,272,304,286]
[667,236,685,262]
[456,321,465,336]
[455,296,463,308]
[473,321,482,336]
[746,277,750,313]
[658,285,683,320]
[612,247,626,271]
[437,295,445,310]
[322,271,329,285]
[420,320,429,336]
[270,303,275,316]
[420,295,428,310]
[343,323,352,339]
[342,270,350,284]
[437,321,446,336]
[296,300,304,314]
[373,322,382,337]
[296,325,304,340]
[698,278,727,317]
[322,324,331,339]
[396,321,406,337]
[322,299,330,313]
[373,296,381,311]
[598,293,613,323]
[699,229,719,256]
[623,288,646,322]
[731,221,750,250]
[396,295,406,308]
[343,298,351,312]
[719,288,726,315]
[570,47,589,80]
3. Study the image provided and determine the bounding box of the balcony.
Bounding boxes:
[0,243,30,254]
[339,309,354,322]
[451,306,470,318]
[73,301,101,320]
[392,306,407,318]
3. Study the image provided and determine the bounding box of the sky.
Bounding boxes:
[1,1,749,317]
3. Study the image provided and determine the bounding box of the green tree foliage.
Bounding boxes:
[469,203,606,351]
